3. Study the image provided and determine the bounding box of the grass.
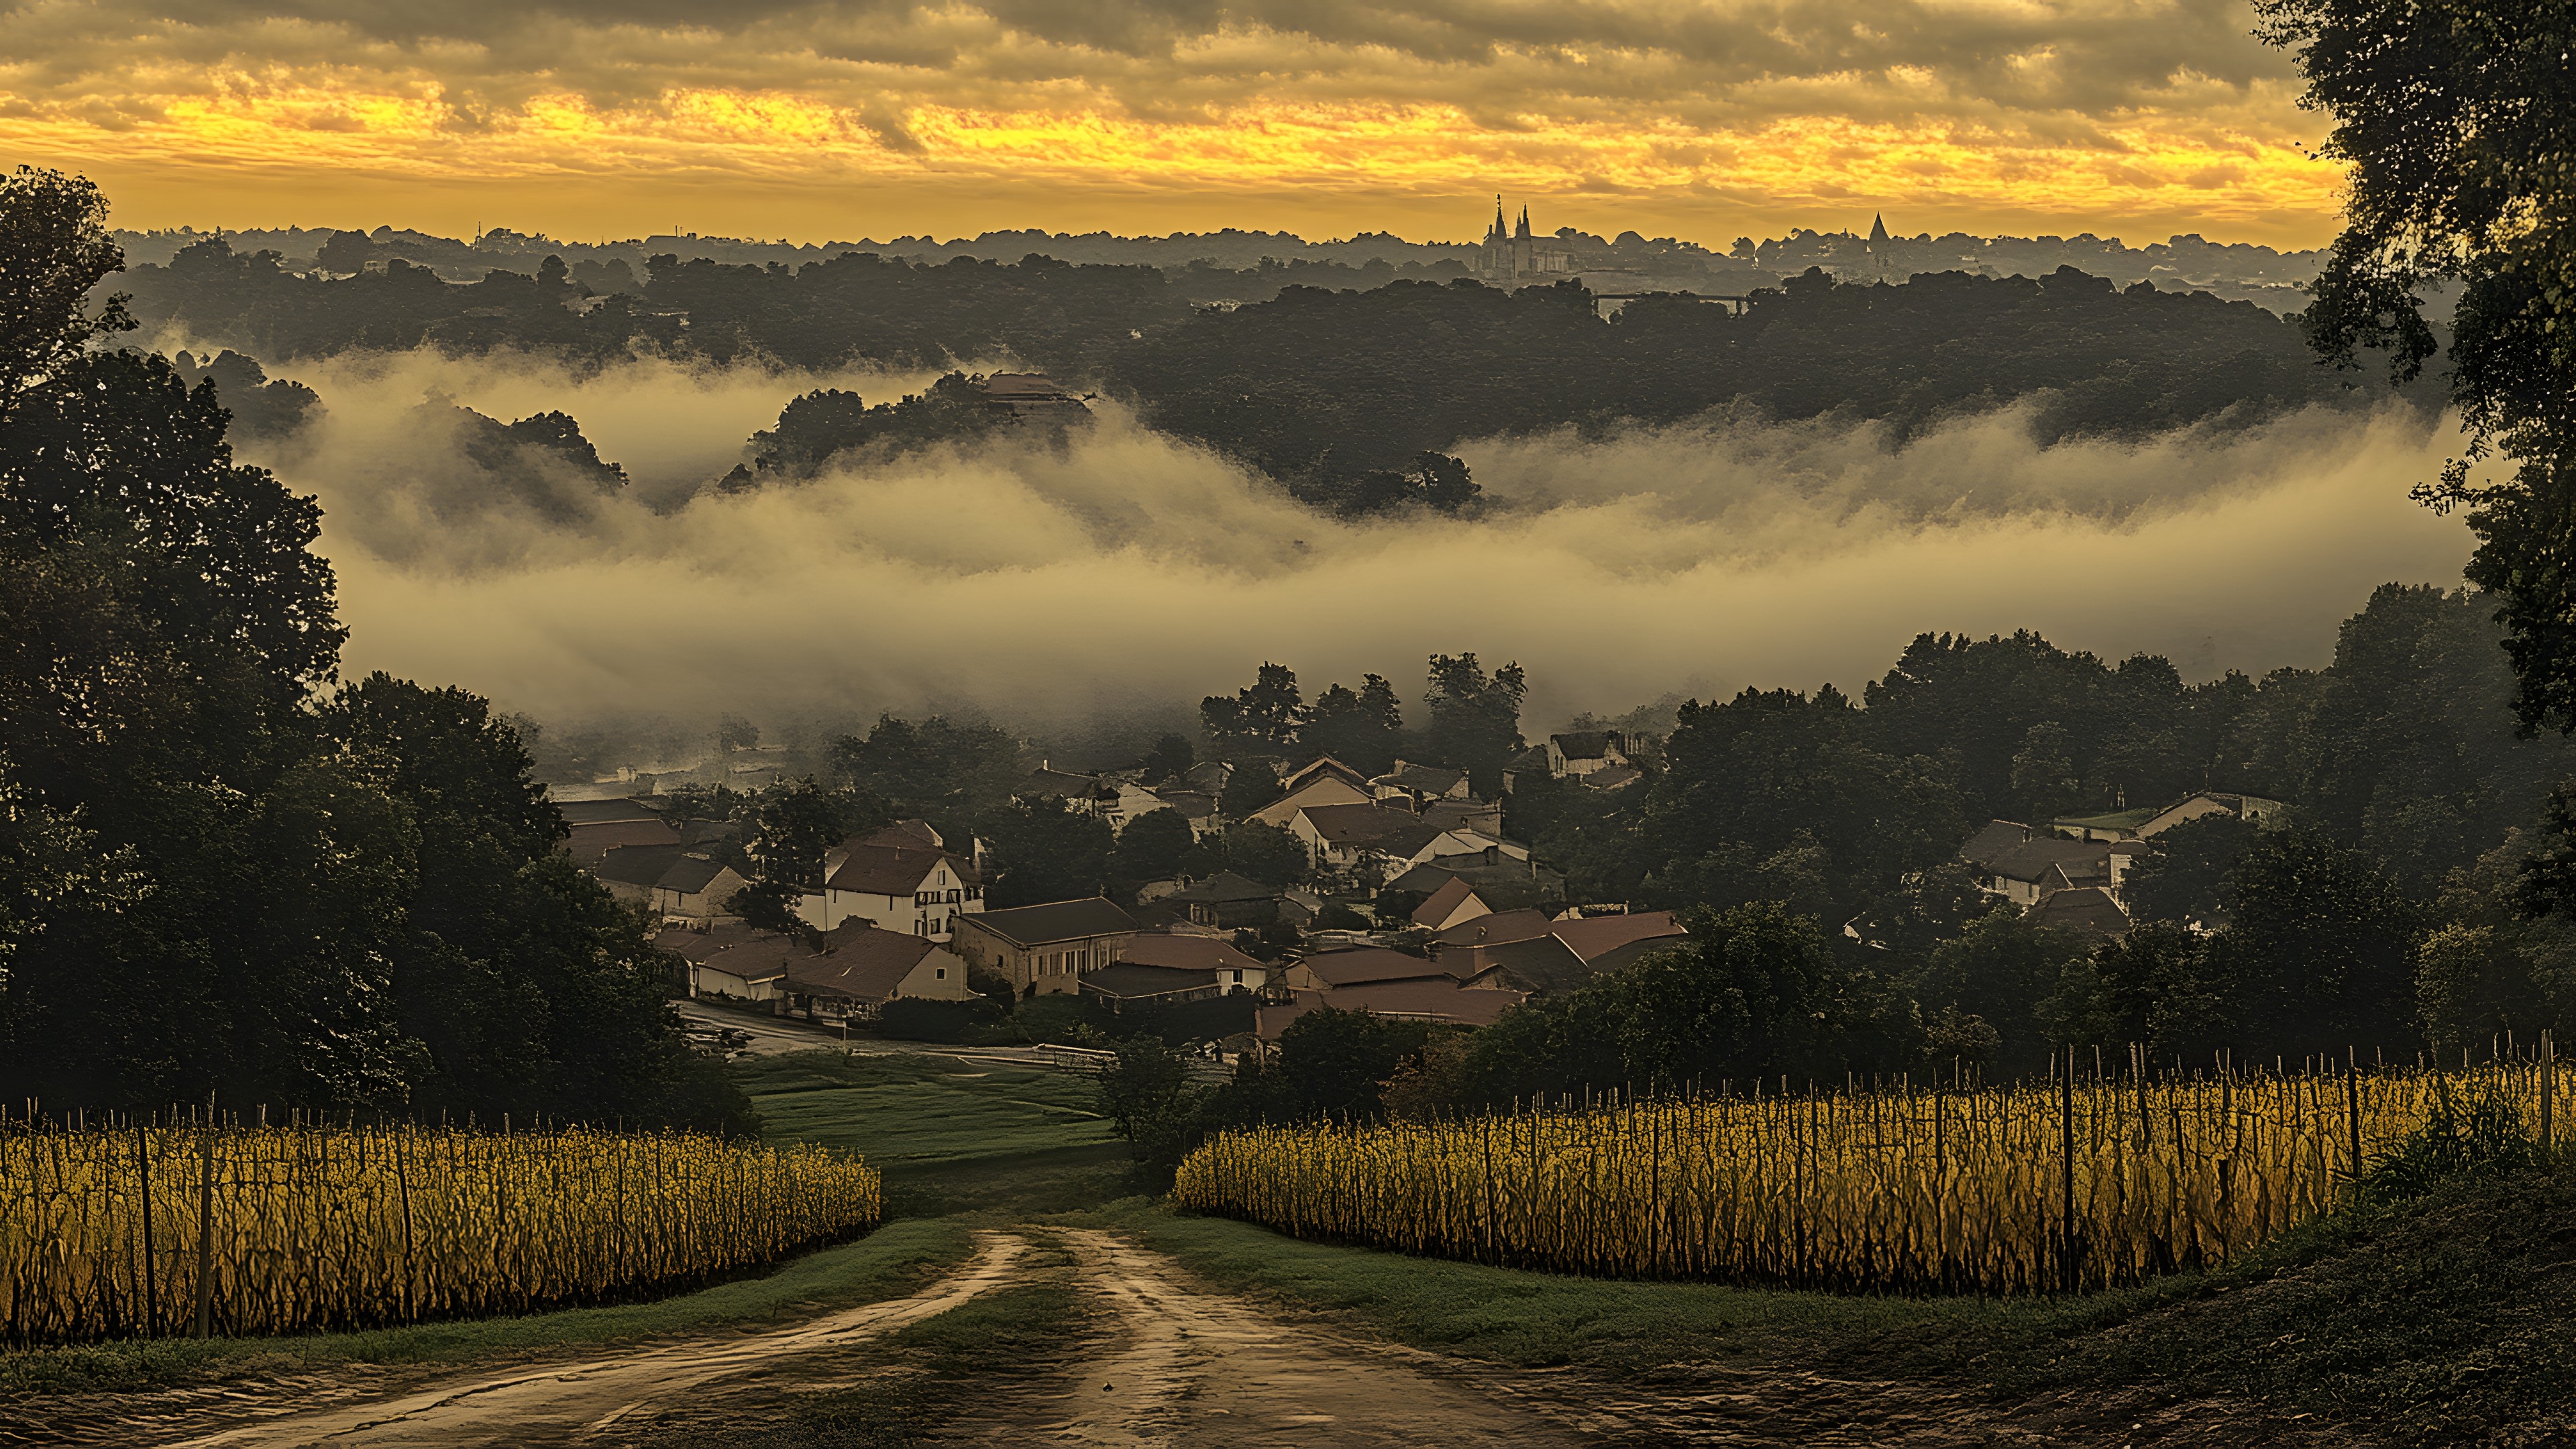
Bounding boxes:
[742,1049,1132,1217]
[0,1218,979,1401]
[1090,1160,2576,1444]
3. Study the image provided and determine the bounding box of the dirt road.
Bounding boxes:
[148,1236,1028,1449]
[961,1228,1597,1447]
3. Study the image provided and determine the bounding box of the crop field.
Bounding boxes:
[0,1116,880,1346]
[1176,1056,2569,1294]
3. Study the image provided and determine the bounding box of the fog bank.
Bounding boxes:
[237,351,2477,734]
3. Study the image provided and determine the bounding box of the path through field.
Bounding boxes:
[146,1236,1030,1448]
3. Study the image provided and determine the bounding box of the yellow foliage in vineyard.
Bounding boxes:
[1,1119,881,1344]
[1176,1059,2569,1293]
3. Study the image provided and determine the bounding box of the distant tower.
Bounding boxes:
[1866,212,1892,281]
[1868,213,1890,244]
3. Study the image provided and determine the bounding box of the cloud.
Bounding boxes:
[230,348,2475,737]
[0,0,2339,244]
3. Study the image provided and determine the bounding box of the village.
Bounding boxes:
[558,727,2284,1062]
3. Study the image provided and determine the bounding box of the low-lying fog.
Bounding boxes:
[229,348,2477,736]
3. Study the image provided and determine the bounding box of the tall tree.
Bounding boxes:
[2257,0,2576,727]
[1422,653,1525,792]
[1201,663,1301,750]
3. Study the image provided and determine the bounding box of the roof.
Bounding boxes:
[1257,980,1527,1038]
[961,897,1137,948]
[1164,870,1280,906]
[1551,731,1621,760]
[1383,862,1460,895]
[557,798,667,826]
[1460,934,1593,994]
[1297,947,1456,987]
[654,921,765,963]
[1026,767,1107,798]
[861,819,943,850]
[656,855,735,894]
[1118,933,1264,973]
[783,926,943,1000]
[1432,908,1554,949]
[1958,819,2032,870]
[1419,799,1503,833]
[1152,789,1217,818]
[1582,764,1644,792]
[1281,755,1369,792]
[566,818,682,860]
[1081,963,1220,1000]
[1549,910,1687,963]
[1299,803,1444,856]
[1376,762,1465,795]
[594,843,687,888]
[1984,839,2111,885]
[694,929,810,983]
[1411,877,1485,928]
[825,842,957,895]
[2027,887,2132,936]
[2054,806,2158,833]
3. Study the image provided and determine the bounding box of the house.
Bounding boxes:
[1419,797,1506,835]
[975,372,1092,419]
[1383,858,1568,915]
[1256,978,1529,1038]
[654,855,753,920]
[1278,947,1457,991]
[1152,788,1222,837]
[659,922,799,1003]
[1371,761,1470,810]
[1546,731,1630,780]
[594,843,688,904]
[1289,803,1515,885]
[1549,910,1690,973]
[1970,835,2114,908]
[1024,762,1116,813]
[557,798,681,865]
[2052,792,2288,843]
[1248,760,1375,828]
[1118,932,1269,991]
[2027,887,2132,937]
[951,897,1139,996]
[1411,876,1492,932]
[802,821,983,940]
[1161,870,1293,929]
[778,924,975,1021]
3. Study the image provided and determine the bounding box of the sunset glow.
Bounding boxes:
[0,0,2343,244]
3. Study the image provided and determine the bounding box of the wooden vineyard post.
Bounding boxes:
[136,1118,158,1337]
[2545,1030,2557,1154]
[193,1097,217,1338]
[397,1124,417,1324]
[2059,1048,2078,1293]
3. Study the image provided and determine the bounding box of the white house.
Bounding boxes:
[800,821,984,940]
[1546,731,1631,780]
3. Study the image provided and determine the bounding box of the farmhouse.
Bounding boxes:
[802,820,983,940]
[951,896,1139,996]
[779,925,975,1021]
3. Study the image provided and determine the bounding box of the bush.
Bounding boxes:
[877,996,1010,1044]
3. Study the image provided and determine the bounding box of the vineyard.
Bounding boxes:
[1176,1053,2567,1294]
[0,1116,881,1345]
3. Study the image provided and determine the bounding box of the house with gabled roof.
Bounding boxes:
[951,896,1138,997]
[1248,767,1375,828]
[780,924,975,1021]
[1411,876,1492,932]
[1546,731,1630,780]
[1371,760,1471,810]
[559,797,682,865]
[802,820,983,940]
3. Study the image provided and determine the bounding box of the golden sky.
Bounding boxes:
[0,0,2343,248]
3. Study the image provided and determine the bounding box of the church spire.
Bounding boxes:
[1493,195,1507,242]
[1515,206,1532,240]
[1868,213,1890,244]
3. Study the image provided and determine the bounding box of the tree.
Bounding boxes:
[752,778,848,887]
[1422,653,1525,793]
[1215,820,1308,888]
[0,168,130,421]
[985,796,1114,907]
[1201,663,1301,749]
[1112,807,1195,886]
[1138,733,1194,783]
[727,881,810,936]
[1096,1034,1203,1182]
[1909,912,2098,1077]
[2257,0,2576,729]
[1219,761,1281,820]
[1299,675,1403,773]
[2210,827,2424,1053]
[2125,813,2260,927]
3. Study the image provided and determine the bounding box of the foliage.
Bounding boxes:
[2363,1074,2540,1201]
[720,372,1047,489]
[1201,661,1301,749]
[1095,1034,1204,1183]
[727,880,810,936]
[1208,1008,1431,1126]
[1297,675,1404,773]
[1208,820,1309,889]
[0,168,130,419]
[1110,806,1195,887]
[983,796,1113,908]
[2258,0,2576,731]
[1421,653,1526,795]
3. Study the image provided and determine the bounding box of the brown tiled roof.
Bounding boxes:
[1549,910,1687,963]
[1432,908,1554,949]
[826,843,959,895]
[784,926,944,1000]
[1411,877,1484,928]
[1118,933,1264,973]
[960,897,1137,948]
[1297,947,1456,987]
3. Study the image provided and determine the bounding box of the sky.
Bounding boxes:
[3,0,2343,249]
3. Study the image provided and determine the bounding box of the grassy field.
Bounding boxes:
[739,1050,1132,1217]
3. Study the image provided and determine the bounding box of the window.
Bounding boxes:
[935,967,947,980]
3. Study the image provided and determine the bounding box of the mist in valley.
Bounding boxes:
[221,347,2478,760]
